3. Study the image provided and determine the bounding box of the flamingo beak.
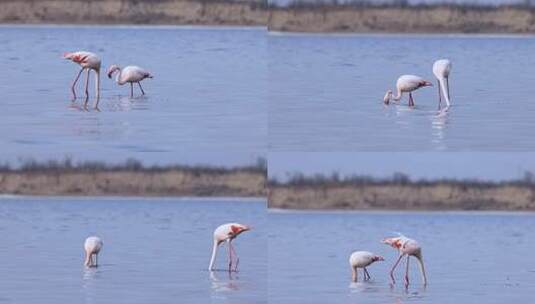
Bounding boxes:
[425,81,433,87]
[376,256,385,261]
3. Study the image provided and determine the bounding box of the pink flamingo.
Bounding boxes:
[107,65,153,98]
[208,223,251,272]
[349,251,384,282]
[383,75,433,107]
[64,51,101,108]
[84,236,103,267]
[382,234,427,287]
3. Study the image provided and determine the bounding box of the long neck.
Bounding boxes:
[439,77,450,107]
[84,250,91,266]
[208,240,219,271]
[416,254,427,286]
[392,87,403,101]
[115,69,122,84]
[94,69,100,101]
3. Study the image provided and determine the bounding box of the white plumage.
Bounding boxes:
[208,223,251,272]
[107,65,153,97]
[349,251,384,282]
[433,59,452,110]
[84,236,103,267]
[384,74,433,107]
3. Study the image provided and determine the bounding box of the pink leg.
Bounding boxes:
[71,68,84,101]
[390,254,404,284]
[405,255,410,287]
[138,82,145,95]
[229,241,239,272]
[130,83,134,98]
[227,241,233,272]
[409,93,414,107]
[83,69,90,108]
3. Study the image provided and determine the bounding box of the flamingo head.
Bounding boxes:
[420,80,433,88]
[373,255,385,262]
[107,65,121,78]
[382,237,403,249]
[63,52,74,60]
[230,224,251,236]
[383,90,392,105]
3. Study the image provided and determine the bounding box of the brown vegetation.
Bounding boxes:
[0,159,266,197]
[269,173,535,210]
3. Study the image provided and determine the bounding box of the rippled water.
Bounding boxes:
[0,196,266,303]
[0,26,267,161]
[268,210,535,303]
[268,34,535,151]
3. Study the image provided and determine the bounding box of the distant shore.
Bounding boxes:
[0,159,266,197]
[0,0,268,26]
[269,175,535,211]
[3,1,535,33]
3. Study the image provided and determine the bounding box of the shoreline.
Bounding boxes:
[2,1,535,33]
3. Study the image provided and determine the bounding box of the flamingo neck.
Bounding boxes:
[115,68,122,84]
[208,239,219,271]
[392,87,403,101]
[95,69,100,101]
[438,77,451,108]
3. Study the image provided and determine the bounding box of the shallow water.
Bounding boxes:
[0,196,266,303]
[268,34,535,151]
[0,26,267,161]
[268,210,535,303]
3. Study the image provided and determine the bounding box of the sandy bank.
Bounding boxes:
[268,6,535,33]
[0,167,266,197]
[269,183,535,211]
[0,0,268,26]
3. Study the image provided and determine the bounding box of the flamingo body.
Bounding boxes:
[382,235,427,287]
[384,75,433,107]
[84,236,103,267]
[433,59,452,110]
[208,223,251,272]
[64,51,101,108]
[349,251,384,282]
[107,65,153,97]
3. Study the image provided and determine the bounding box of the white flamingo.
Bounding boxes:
[382,235,427,287]
[433,59,452,110]
[349,251,384,282]
[84,236,103,267]
[383,75,433,107]
[64,51,101,108]
[208,223,251,272]
[107,65,153,98]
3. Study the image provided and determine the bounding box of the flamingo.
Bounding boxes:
[84,236,103,267]
[433,59,452,110]
[107,65,153,98]
[208,223,251,272]
[349,251,384,282]
[64,51,101,108]
[382,235,427,287]
[383,75,433,107]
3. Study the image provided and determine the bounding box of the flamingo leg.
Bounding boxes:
[95,253,98,267]
[138,82,145,95]
[71,68,84,101]
[83,69,91,108]
[409,93,414,107]
[446,77,451,102]
[405,255,410,287]
[390,254,404,284]
[437,79,442,110]
[129,83,133,98]
[352,267,358,282]
[229,241,239,272]
[227,241,233,272]
[364,268,371,281]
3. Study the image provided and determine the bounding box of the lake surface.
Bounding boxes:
[268,210,535,303]
[0,196,266,304]
[0,25,266,162]
[268,33,535,151]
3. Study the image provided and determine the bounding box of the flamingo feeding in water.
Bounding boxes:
[349,251,384,282]
[383,75,433,107]
[107,65,153,98]
[433,59,452,110]
[64,51,101,108]
[382,234,427,287]
[208,223,251,272]
[84,236,103,267]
